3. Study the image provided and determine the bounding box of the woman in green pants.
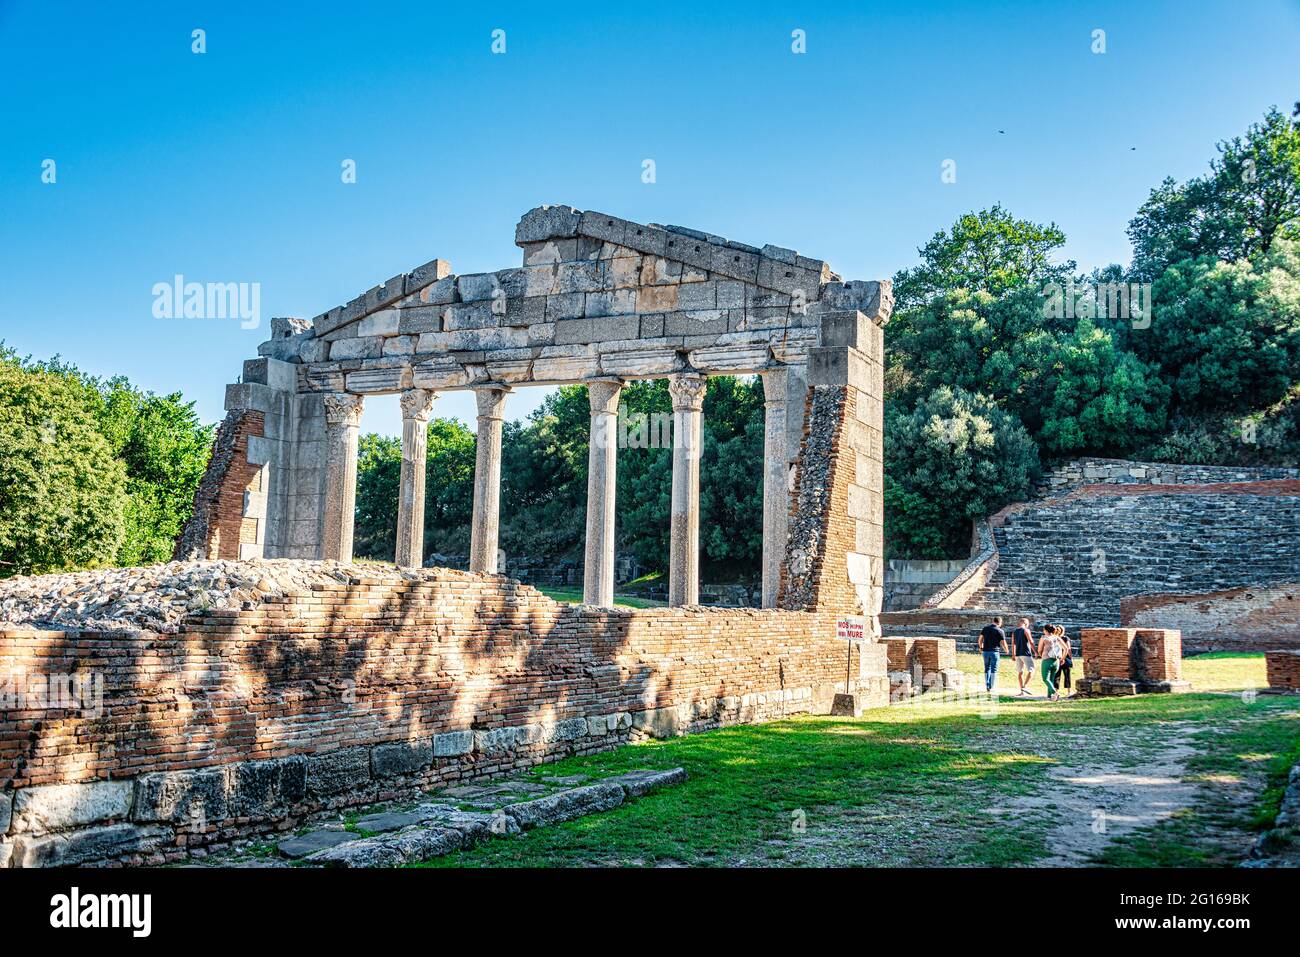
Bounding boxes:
[1037,625,1062,700]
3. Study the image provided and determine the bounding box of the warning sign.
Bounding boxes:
[836,616,866,641]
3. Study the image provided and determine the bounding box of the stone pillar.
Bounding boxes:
[395,388,436,569]
[321,393,365,562]
[469,386,509,574]
[583,379,624,606]
[761,370,789,608]
[667,373,706,607]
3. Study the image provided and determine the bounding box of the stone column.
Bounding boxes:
[761,370,789,607]
[321,393,365,562]
[469,386,509,574]
[583,379,624,606]
[395,388,436,569]
[668,373,706,607]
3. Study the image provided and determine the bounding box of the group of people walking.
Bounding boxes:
[977,616,1073,700]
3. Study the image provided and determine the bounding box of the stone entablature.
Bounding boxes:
[196,204,892,625]
[257,204,890,392]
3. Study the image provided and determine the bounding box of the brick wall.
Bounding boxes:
[1265,650,1300,691]
[1079,626,1183,690]
[174,409,267,561]
[0,568,889,865]
[1121,582,1300,653]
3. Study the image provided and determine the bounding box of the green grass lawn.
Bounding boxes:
[421,652,1298,868]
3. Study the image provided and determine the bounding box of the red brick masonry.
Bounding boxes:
[0,568,889,864]
[1265,650,1300,691]
[1081,627,1182,681]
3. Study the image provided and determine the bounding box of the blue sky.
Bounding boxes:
[1,0,1296,434]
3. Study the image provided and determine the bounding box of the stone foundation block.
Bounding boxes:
[371,739,434,778]
[632,706,685,738]
[473,727,519,755]
[11,824,172,868]
[12,781,133,836]
[502,781,625,830]
[432,730,474,757]
[232,757,307,816]
[133,766,232,824]
[305,747,372,796]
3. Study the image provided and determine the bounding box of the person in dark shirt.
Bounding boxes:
[1057,627,1074,697]
[1012,617,1035,696]
[977,617,1008,693]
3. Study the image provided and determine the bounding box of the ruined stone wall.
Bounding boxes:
[779,313,886,624]
[883,560,965,611]
[971,480,1300,629]
[1034,457,1300,496]
[1121,582,1300,653]
[174,410,266,561]
[0,568,888,866]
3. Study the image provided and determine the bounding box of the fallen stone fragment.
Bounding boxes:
[606,767,687,798]
[502,781,625,829]
[540,774,589,786]
[278,829,357,859]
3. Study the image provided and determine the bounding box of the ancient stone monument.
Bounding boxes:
[183,204,892,627]
[0,206,898,867]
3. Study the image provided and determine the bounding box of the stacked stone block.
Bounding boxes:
[0,567,888,866]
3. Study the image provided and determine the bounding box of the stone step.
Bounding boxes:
[294,767,687,867]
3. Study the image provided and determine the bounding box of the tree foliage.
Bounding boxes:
[0,349,127,575]
[1128,107,1300,280]
[884,387,1039,558]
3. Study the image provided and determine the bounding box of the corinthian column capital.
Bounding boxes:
[668,373,707,412]
[474,385,510,421]
[323,393,365,427]
[400,388,437,422]
[587,379,624,416]
[760,369,788,406]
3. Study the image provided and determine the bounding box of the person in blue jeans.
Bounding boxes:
[977,617,1009,693]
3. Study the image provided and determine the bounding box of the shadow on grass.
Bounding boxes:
[423,689,1297,868]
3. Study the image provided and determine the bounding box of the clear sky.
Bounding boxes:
[2,0,1296,436]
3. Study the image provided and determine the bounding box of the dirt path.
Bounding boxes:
[1031,730,1202,865]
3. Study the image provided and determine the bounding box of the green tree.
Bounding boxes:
[1128,107,1300,280]
[94,380,213,566]
[892,204,1070,311]
[0,350,127,576]
[884,386,1039,558]
[1028,318,1170,455]
[352,419,477,563]
[1139,239,1300,415]
[353,433,401,561]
